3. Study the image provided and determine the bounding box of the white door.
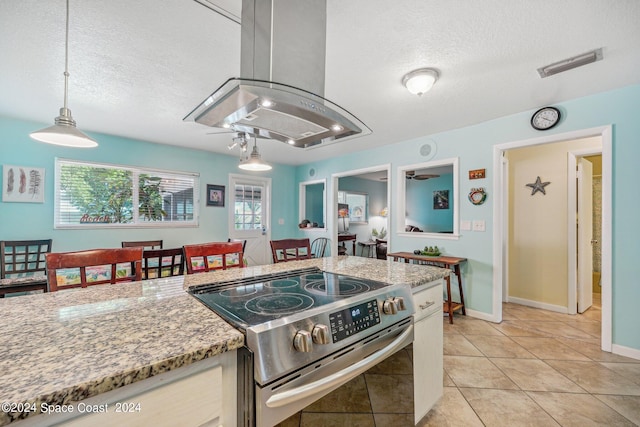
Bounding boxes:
[228,174,271,266]
[577,158,593,313]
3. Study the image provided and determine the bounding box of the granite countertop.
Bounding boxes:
[0,256,448,425]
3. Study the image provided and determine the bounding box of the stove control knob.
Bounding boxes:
[394,297,406,311]
[312,324,330,344]
[293,330,313,352]
[383,298,398,315]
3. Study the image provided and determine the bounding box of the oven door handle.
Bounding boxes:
[265,324,413,408]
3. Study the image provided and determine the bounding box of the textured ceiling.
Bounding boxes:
[1,0,639,165]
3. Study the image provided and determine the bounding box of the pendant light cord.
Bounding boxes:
[63,0,70,111]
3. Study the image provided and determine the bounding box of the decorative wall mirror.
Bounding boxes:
[397,158,459,239]
[299,179,326,229]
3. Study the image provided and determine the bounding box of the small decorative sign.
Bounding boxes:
[207,184,225,207]
[2,165,45,203]
[80,214,111,224]
[469,169,486,180]
[468,188,487,205]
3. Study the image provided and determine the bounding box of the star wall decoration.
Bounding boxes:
[526,176,551,195]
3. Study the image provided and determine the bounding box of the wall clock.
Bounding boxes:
[531,106,561,131]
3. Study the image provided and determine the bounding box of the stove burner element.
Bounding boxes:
[246,293,314,316]
[264,279,299,289]
[304,279,370,296]
[220,285,258,298]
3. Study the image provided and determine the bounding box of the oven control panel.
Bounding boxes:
[329,299,381,343]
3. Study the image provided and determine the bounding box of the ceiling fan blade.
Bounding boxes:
[413,174,440,180]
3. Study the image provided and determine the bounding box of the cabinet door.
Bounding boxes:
[413,311,443,424]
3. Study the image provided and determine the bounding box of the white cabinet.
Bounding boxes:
[412,280,443,424]
[16,351,237,427]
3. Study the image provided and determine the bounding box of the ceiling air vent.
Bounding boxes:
[537,48,603,78]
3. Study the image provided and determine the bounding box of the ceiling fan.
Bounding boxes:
[406,170,440,180]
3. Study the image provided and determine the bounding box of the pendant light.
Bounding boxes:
[239,138,272,171]
[30,0,97,148]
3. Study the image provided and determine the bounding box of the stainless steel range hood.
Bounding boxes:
[184,0,370,149]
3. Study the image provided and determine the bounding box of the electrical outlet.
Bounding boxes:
[460,220,471,231]
[472,220,486,232]
[278,218,285,225]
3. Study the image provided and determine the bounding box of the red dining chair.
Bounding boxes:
[183,242,245,274]
[46,247,143,292]
[270,238,312,263]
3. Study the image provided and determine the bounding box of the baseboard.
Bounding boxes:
[507,296,568,314]
[611,344,640,361]
[464,308,500,323]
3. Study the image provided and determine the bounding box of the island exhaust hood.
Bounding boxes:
[184,0,370,149]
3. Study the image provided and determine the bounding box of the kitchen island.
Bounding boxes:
[0,256,448,426]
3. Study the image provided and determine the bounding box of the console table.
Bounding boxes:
[387,252,467,324]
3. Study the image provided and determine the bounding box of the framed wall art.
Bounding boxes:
[2,165,45,203]
[206,184,225,207]
[433,190,449,210]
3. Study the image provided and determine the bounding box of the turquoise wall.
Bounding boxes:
[0,116,298,252]
[406,173,454,233]
[296,84,640,353]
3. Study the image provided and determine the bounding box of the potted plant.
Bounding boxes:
[371,226,387,240]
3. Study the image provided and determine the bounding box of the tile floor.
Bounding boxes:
[276,293,640,426]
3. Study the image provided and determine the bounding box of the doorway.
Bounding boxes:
[493,125,612,351]
[228,174,272,266]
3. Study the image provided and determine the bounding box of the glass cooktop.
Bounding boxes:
[189,267,391,331]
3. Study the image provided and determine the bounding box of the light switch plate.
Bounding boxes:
[472,220,486,232]
[460,220,471,231]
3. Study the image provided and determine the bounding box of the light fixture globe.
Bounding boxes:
[238,141,272,171]
[402,68,439,96]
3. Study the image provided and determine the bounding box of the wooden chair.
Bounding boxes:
[311,237,329,258]
[0,239,52,297]
[46,247,143,292]
[121,240,163,250]
[270,238,312,263]
[142,248,184,280]
[183,242,244,274]
[227,238,247,253]
[375,239,388,260]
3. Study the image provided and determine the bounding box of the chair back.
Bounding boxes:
[183,242,244,274]
[310,237,329,258]
[142,248,184,280]
[270,238,312,263]
[122,240,163,250]
[227,238,247,253]
[46,247,143,292]
[375,239,388,260]
[1,239,52,279]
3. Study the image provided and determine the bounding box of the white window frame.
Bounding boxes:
[54,158,199,229]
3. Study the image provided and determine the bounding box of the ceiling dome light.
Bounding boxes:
[30,0,97,148]
[402,68,439,96]
[239,139,272,171]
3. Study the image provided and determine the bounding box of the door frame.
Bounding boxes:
[331,164,391,256]
[228,173,272,266]
[493,125,612,351]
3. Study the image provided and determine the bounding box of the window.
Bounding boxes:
[234,183,263,230]
[299,179,326,229]
[55,159,199,228]
[397,157,459,239]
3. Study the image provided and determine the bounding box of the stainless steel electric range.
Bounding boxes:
[189,267,415,427]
